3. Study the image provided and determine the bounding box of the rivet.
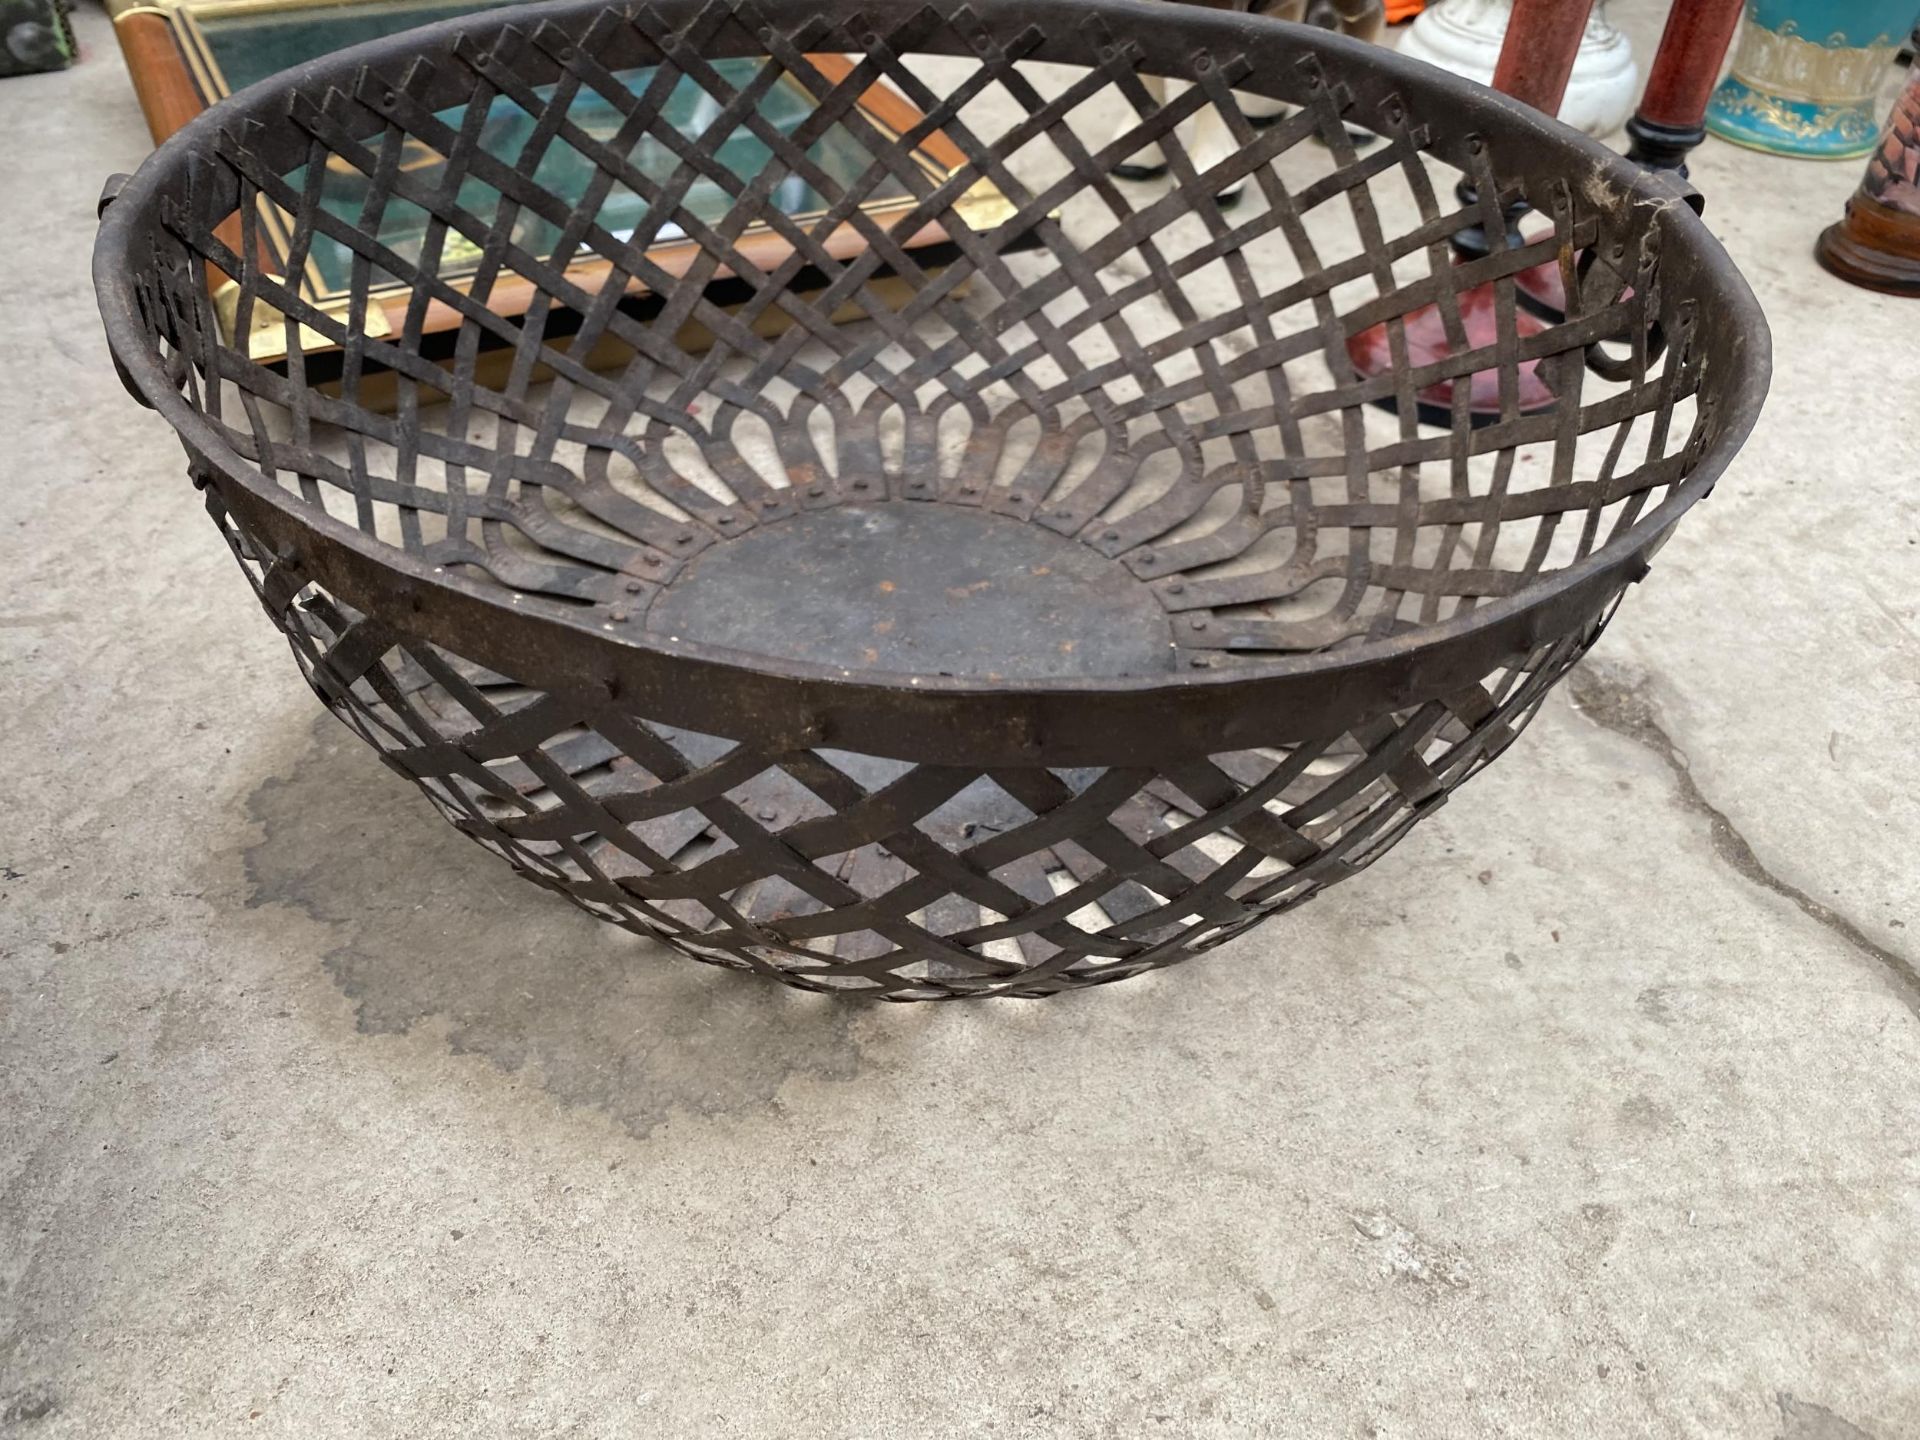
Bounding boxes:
[1190,616,1207,630]
[1189,655,1210,668]
[757,806,778,823]
[1166,580,1185,595]
[624,578,644,593]
[1103,529,1120,542]
[643,553,663,567]
[675,531,694,544]
[807,483,826,497]
[609,606,630,622]
[1137,549,1155,564]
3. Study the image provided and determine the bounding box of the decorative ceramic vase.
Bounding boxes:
[1397,0,1639,135]
[1706,0,1918,158]
[1816,26,1920,292]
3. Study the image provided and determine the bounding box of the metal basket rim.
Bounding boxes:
[95,0,1772,766]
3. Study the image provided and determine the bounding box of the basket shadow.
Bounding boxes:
[242,710,863,1138]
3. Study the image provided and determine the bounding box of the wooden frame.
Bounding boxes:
[107,0,1011,365]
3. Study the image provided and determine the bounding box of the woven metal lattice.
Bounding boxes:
[98,0,1767,997]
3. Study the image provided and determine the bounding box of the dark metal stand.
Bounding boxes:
[1623,114,1706,173]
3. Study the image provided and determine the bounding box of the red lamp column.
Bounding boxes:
[1623,0,1748,174]
[1489,0,1595,110]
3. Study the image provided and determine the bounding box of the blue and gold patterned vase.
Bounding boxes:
[1706,0,1919,158]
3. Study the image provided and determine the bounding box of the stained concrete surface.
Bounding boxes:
[4,3,1919,1435]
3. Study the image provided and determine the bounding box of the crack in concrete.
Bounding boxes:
[1777,1392,1883,1440]
[1568,660,1920,1020]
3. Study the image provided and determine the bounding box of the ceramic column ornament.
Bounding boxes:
[1816,27,1920,293]
[1706,0,1918,159]
[1397,0,1638,135]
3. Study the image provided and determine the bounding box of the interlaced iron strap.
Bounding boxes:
[210,482,1619,996]
[108,0,1757,995]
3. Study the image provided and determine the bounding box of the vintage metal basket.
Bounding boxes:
[96,0,1768,998]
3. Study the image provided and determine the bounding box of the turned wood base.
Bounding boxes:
[1816,196,1920,298]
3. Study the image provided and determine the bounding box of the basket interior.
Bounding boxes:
[119,0,1737,687]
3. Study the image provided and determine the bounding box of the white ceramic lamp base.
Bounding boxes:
[1396,0,1638,137]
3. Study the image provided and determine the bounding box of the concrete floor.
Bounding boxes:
[4,2,1919,1435]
